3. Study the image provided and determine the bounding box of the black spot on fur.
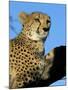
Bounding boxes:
[24,46,66,87]
[10,54,12,57]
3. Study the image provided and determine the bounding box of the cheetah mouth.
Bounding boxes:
[37,28,50,37]
[36,27,50,35]
[37,32,48,40]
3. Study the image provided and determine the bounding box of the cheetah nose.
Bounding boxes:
[43,27,49,32]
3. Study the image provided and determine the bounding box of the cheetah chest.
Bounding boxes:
[9,40,45,88]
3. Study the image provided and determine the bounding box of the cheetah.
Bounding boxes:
[9,12,53,89]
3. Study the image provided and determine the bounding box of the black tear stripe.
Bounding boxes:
[35,14,41,33]
[27,14,41,32]
[30,14,40,27]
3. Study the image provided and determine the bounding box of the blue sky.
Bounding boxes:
[9,1,66,86]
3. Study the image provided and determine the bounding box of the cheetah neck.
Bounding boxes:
[17,30,44,43]
[17,31,45,56]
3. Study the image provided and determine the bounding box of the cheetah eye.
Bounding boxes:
[34,18,39,22]
[22,25,24,27]
[46,20,50,24]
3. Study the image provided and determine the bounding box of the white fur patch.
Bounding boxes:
[27,31,48,41]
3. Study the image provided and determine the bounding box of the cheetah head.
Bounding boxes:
[19,12,51,41]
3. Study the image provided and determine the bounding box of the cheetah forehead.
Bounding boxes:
[19,12,50,24]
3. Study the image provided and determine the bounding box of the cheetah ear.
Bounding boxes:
[19,12,28,24]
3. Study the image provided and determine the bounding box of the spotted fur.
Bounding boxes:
[9,12,52,89]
